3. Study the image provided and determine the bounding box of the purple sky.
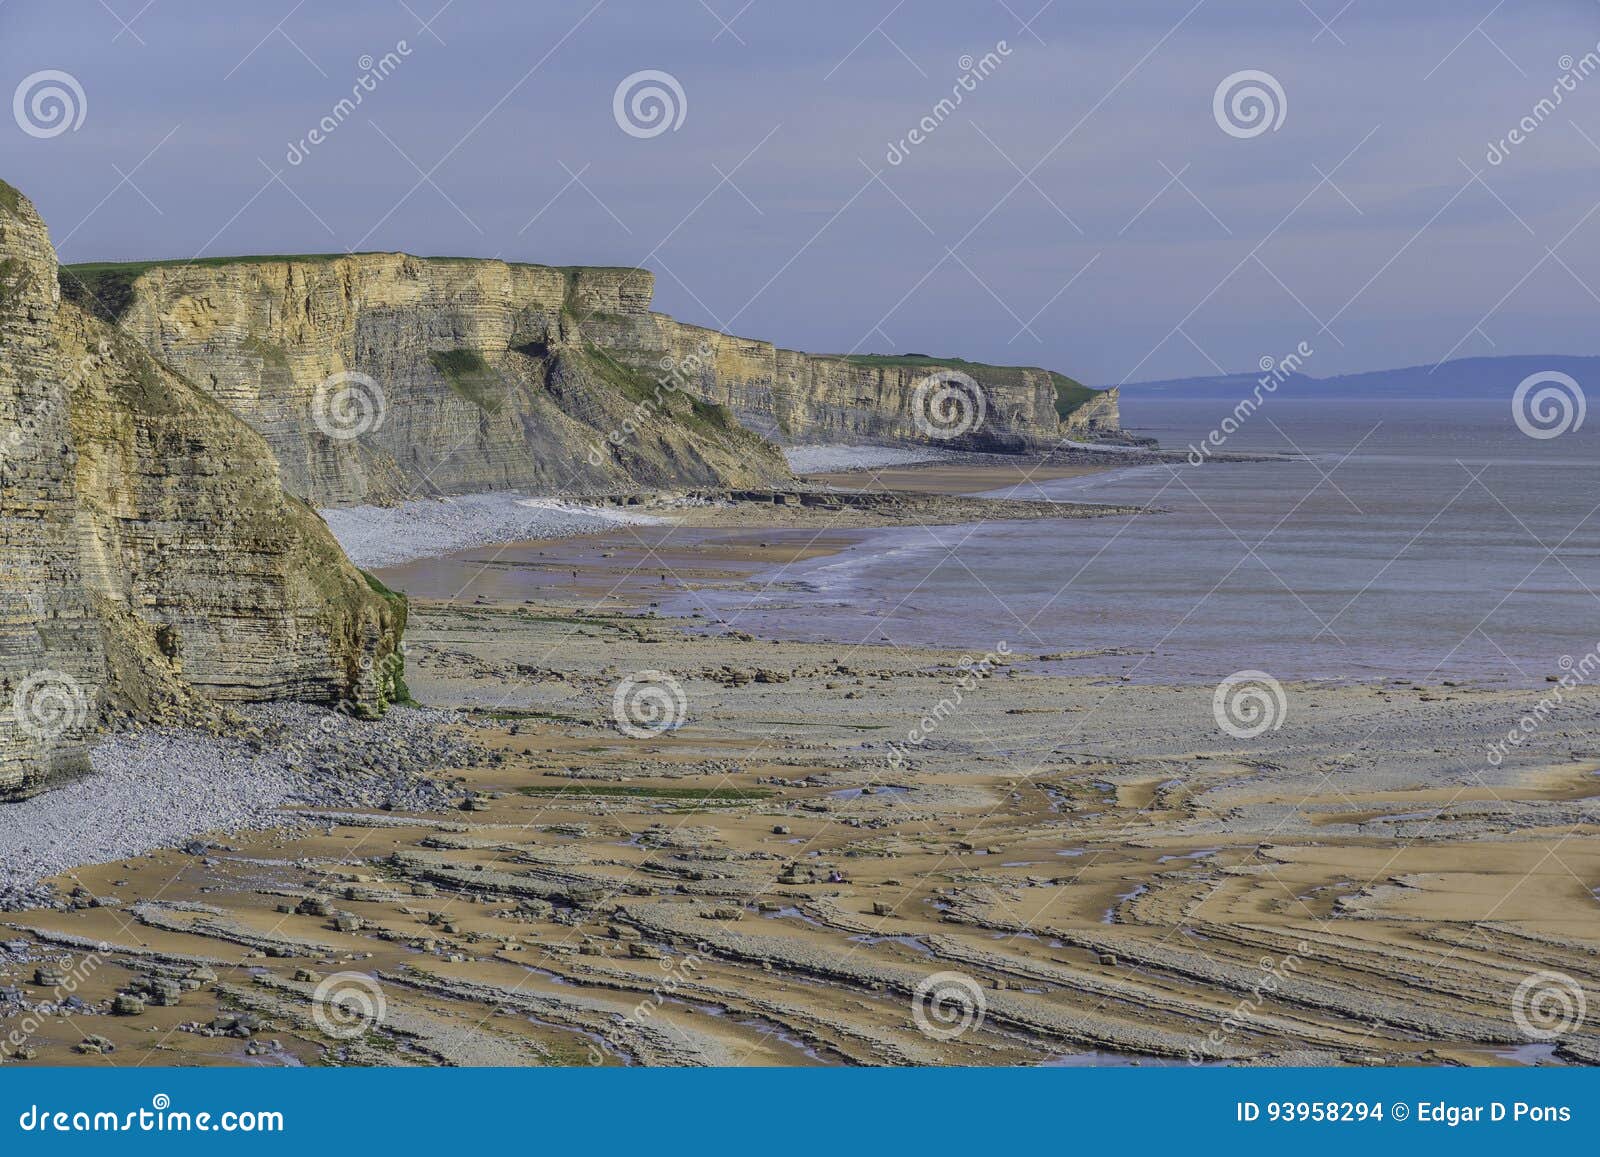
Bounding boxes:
[4,0,1600,384]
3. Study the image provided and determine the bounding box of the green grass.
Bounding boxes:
[62,255,375,322]
[358,570,415,706]
[519,784,772,802]
[428,348,508,412]
[1051,375,1097,420]
[243,332,290,371]
[361,569,403,600]
[0,179,21,217]
[429,348,489,376]
[577,342,739,437]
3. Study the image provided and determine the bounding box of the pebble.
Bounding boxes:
[0,704,481,909]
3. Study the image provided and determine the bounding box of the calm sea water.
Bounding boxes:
[669,394,1600,686]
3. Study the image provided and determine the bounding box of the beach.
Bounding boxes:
[3,453,1598,1067]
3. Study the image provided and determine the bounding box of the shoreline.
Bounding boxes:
[317,442,1226,573]
[329,453,1142,600]
[7,457,1598,1068]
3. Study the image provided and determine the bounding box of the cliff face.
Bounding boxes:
[0,182,103,792]
[582,313,1118,451]
[67,254,1119,507]
[0,182,404,799]
[67,256,788,507]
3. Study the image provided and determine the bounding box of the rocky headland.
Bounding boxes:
[61,251,1123,508]
[0,180,404,800]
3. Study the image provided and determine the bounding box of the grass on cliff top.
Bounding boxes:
[829,353,1099,419]
[63,254,647,279]
[0,179,22,217]
[59,254,648,323]
[61,254,381,320]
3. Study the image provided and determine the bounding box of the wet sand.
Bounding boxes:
[378,526,872,610]
[373,465,1127,611]
[807,461,1105,496]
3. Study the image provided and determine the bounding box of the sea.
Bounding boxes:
[666,392,1600,687]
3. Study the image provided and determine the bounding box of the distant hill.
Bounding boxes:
[1119,355,1600,398]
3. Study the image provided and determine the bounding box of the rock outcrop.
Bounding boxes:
[64,258,788,507]
[0,181,404,798]
[65,255,1119,508]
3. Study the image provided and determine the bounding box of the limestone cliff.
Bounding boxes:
[0,181,404,799]
[64,254,1120,507]
[581,314,1119,451]
[64,257,788,507]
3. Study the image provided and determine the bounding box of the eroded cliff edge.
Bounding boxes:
[63,253,1119,508]
[0,181,404,798]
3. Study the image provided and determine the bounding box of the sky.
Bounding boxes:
[3,0,1600,385]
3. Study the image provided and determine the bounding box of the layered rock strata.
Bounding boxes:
[66,255,1119,507]
[0,181,404,798]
